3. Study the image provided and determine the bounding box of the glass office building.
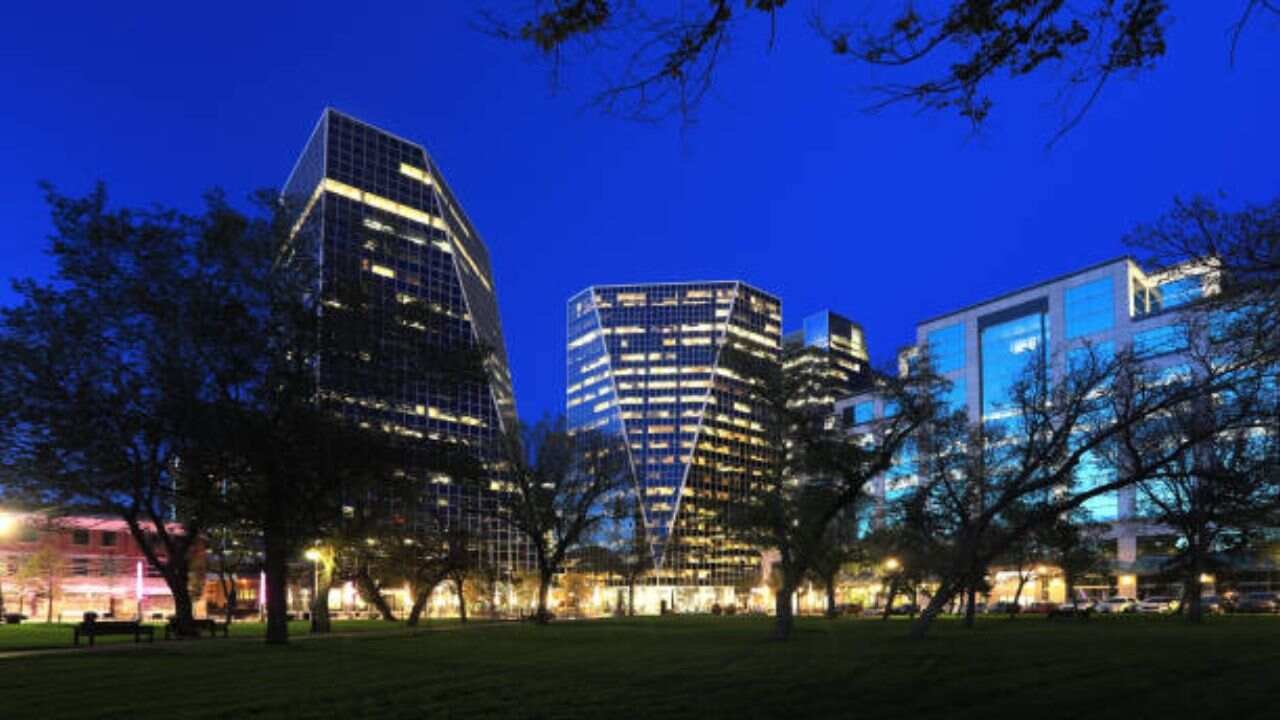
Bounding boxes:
[566,282,782,590]
[783,310,872,420]
[837,257,1218,600]
[282,109,520,566]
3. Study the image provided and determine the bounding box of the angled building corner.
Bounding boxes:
[281,108,521,566]
[566,281,782,597]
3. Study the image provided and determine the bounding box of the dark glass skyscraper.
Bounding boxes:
[783,310,872,421]
[282,109,519,564]
[566,282,782,593]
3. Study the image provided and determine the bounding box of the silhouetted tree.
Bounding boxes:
[716,347,940,640]
[0,186,258,635]
[1036,508,1110,613]
[492,418,629,623]
[605,491,649,616]
[1135,342,1280,622]
[485,1,1276,140]
[902,336,1254,639]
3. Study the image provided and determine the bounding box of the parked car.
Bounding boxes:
[889,603,919,616]
[1234,592,1280,614]
[1023,602,1058,615]
[987,601,1021,615]
[1185,596,1223,615]
[1136,596,1178,614]
[1048,601,1095,619]
[1096,596,1139,614]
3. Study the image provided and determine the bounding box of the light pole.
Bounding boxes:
[882,558,902,610]
[304,548,320,631]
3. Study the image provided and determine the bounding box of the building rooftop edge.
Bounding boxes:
[916,255,1139,328]
[568,280,782,304]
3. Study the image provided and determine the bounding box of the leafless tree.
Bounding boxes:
[902,336,1257,639]
[491,417,630,623]
[716,346,941,639]
[484,2,1277,141]
[1134,326,1280,622]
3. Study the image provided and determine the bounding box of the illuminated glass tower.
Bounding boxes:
[783,310,872,421]
[566,282,782,589]
[282,109,519,563]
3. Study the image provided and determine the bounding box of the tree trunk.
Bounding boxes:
[223,579,238,626]
[264,533,289,644]
[773,583,795,640]
[454,576,468,623]
[909,580,959,639]
[881,578,899,621]
[1010,572,1029,619]
[535,568,553,624]
[311,575,333,634]
[825,579,838,619]
[168,575,196,635]
[1184,544,1205,623]
[354,567,396,621]
[407,585,431,627]
[627,580,635,617]
[963,584,977,628]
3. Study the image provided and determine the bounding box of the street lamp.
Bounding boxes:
[884,558,901,572]
[304,548,321,630]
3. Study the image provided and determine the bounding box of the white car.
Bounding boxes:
[1137,596,1178,613]
[1096,596,1138,614]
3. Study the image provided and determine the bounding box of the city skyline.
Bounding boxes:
[2,3,1277,424]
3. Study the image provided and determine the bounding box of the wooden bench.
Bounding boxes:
[164,618,231,640]
[73,620,155,646]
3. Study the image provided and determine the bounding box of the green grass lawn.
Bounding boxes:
[4,615,1277,719]
[0,618,441,651]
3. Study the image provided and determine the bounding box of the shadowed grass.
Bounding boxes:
[0,618,449,651]
[4,615,1277,719]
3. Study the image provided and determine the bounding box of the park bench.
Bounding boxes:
[73,620,155,646]
[164,618,231,640]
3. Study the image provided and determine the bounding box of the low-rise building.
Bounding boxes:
[0,511,197,621]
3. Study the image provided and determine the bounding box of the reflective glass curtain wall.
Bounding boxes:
[282,109,521,567]
[567,282,782,586]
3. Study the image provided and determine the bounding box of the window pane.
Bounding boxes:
[1065,277,1114,339]
[926,323,965,373]
[1156,276,1202,310]
[981,311,1048,418]
[854,401,874,424]
[1067,340,1115,374]
[1134,325,1186,358]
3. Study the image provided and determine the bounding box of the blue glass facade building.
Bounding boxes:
[837,257,1215,596]
[566,282,782,587]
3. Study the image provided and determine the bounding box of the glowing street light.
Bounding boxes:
[304,548,321,630]
[884,558,901,572]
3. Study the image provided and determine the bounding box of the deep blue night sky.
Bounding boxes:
[3,3,1277,420]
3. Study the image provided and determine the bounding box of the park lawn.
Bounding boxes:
[3,615,1278,719]
[0,618,432,651]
